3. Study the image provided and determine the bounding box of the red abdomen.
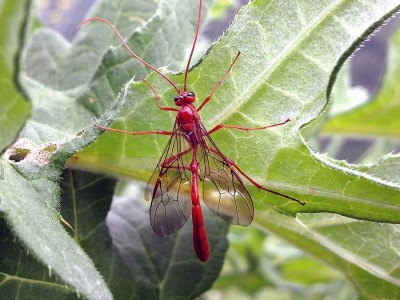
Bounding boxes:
[190,146,210,262]
[192,204,210,262]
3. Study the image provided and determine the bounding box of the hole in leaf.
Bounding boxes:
[6,139,58,166]
[8,148,31,162]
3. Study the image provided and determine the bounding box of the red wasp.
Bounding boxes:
[80,0,304,262]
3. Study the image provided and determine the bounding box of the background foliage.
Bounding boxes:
[1,0,400,299]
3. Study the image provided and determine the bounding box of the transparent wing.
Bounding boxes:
[145,123,192,237]
[198,124,254,226]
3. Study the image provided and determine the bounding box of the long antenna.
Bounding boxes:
[183,0,203,92]
[78,18,181,94]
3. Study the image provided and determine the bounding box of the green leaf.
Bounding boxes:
[0,218,79,299]
[256,210,400,299]
[0,158,113,299]
[358,154,400,184]
[0,0,31,153]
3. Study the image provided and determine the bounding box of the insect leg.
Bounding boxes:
[206,146,304,205]
[197,52,241,112]
[94,124,172,136]
[143,79,179,112]
[208,119,290,134]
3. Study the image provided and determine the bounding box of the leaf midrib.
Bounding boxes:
[0,272,75,292]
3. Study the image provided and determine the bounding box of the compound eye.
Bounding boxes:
[174,96,180,102]
[187,92,195,97]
